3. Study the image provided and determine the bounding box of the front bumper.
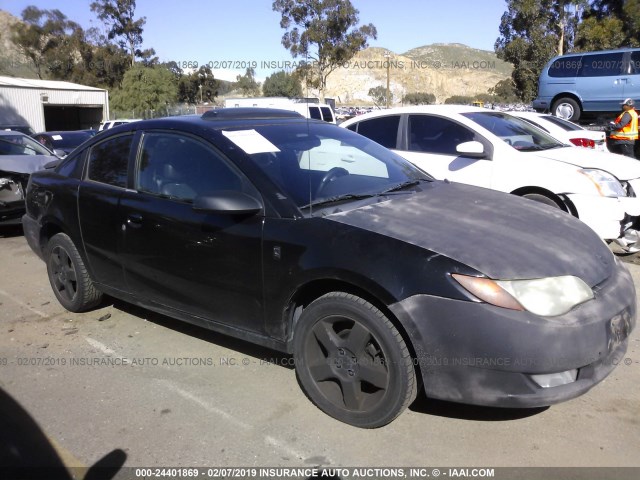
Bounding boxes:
[390,260,636,408]
[566,193,628,240]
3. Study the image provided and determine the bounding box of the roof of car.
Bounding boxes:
[340,105,489,124]
[103,108,321,134]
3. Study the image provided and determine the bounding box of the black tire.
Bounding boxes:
[293,292,417,428]
[522,193,564,210]
[46,233,102,312]
[552,97,581,122]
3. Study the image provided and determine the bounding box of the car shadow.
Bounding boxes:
[0,224,24,238]
[107,298,296,370]
[106,299,550,422]
[0,386,126,479]
[409,390,548,421]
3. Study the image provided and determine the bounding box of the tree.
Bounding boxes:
[235,67,260,96]
[273,0,377,102]
[69,27,131,89]
[368,85,389,106]
[402,92,436,105]
[177,66,219,104]
[90,0,156,66]
[576,0,640,49]
[444,95,476,105]
[488,79,520,103]
[110,65,177,117]
[495,0,561,102]
[10,7,83,79]
[263,70,303,97]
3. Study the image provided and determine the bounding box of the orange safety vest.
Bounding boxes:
[611,109,639,141]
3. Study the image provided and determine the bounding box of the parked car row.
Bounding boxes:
[20,108,636,428]
[341,105,640,252]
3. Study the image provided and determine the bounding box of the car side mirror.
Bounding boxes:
[456,141,487,159]
[193,191,263,215]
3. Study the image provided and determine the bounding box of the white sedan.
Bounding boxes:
[341,105,640,251]
[508,111,609,152]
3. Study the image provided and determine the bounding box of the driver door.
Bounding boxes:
[397,114,493,188]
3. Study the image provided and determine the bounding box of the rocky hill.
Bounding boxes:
[323,44,512,105]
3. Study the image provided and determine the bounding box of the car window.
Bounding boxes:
[541,115,583,132]
[309,106,322,120]
[245,122,429,208]
[463,112,565,151]
[408,115,478,155]
[548,56,583,78]
[516,117,551,133]
[355,115,400,149]
[0,134,52,156]
[629,51,640,75]
[136,132,246,202]
[87,134,133,188]
[320,106,334,123]
[578,53,625,77]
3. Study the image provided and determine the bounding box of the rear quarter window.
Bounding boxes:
[355,116,401,149]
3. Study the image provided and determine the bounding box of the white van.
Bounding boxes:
[224,98,336,124]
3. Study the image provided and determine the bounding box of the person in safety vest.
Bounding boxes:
[609,98,638,158]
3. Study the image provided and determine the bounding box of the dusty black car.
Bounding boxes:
[22,109,636,427]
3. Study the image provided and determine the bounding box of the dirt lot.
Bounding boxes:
[0,226,639,475]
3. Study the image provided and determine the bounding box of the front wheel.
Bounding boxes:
[522,193,564,210]
[46,233,103,312]
[293,292,417,428]
[552,97,581,122]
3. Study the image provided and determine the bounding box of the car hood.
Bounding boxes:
[533,147,640,180]
[327,181,614,286]
[0,155,57,175]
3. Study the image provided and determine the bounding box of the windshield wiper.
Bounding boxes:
[300,179,425,210]
[300,193,377,209]
[381,179,424,194]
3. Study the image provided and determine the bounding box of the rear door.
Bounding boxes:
[78,133,135,289]
[118,131,265,332]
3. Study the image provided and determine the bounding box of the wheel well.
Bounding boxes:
[285,280,421,379]
[511,186,575,214]
[551,93,581,110]
[39,222,64,253]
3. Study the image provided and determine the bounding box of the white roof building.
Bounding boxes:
[0,76,109,132]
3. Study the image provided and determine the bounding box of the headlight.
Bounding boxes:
[579,169,626,197]
[452,274,594,317]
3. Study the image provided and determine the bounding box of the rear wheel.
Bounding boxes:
[46,233,102,312]
[552,97,581,122]
[293,292,417,428]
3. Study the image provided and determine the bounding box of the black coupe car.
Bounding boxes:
[22,109,636,427]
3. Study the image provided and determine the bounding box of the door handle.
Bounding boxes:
[126,213,143,228]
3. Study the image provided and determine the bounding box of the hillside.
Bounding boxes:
[0,10,36,78]
[323,44,512,105]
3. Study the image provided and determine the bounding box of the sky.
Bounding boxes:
[2,0,508,81]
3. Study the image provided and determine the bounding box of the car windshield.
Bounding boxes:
[239,122,431,209]
[462,112,566,152]
[0,134,52,156]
